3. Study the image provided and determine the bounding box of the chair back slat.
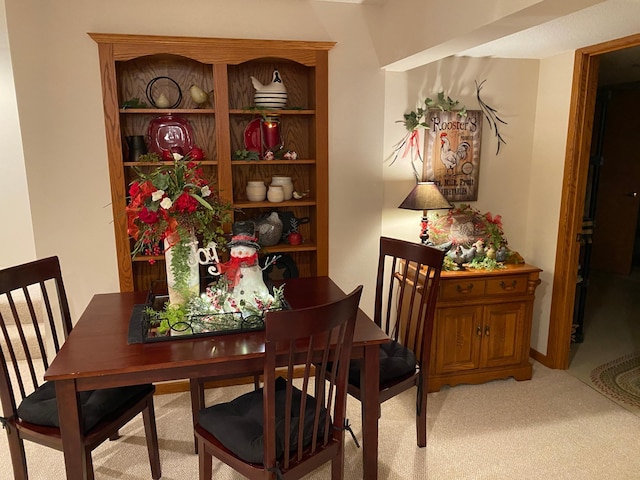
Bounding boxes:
[5,290,40,397]
[0,257,73,419]
[375,237,445,365]
[23,285,50,369]
[263,285,362,474]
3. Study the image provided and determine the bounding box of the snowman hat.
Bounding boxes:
[228,221,261,250]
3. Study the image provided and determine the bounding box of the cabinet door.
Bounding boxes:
[433,305,483,374]
[480,302,526,368]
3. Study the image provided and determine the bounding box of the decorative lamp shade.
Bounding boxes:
[398,182,452,211]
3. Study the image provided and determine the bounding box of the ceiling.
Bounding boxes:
[318,0,640,83]
[456,0,640,85]
[456,0,640,60]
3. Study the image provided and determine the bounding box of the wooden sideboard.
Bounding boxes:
[427,263,542,392]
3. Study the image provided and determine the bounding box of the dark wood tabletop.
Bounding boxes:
[45,276,388,479]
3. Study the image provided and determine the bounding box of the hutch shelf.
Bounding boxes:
[90,33,334,292]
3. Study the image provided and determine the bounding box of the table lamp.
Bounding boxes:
[398,181,452,244]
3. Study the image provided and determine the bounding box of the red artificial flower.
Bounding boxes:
[486,212,503,228]
[173,192,198,213]
[127,220,139,240]
[138,207,159,224]
[140,180,156,197]
[129,182,141,198]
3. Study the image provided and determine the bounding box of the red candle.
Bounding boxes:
[261,119,282,151]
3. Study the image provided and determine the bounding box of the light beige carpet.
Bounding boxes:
[2,361,640,479]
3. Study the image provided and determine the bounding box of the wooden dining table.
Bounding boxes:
[44,276,389,479]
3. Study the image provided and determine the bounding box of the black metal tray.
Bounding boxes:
[134,292,283,343]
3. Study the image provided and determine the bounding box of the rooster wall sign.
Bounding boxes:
[423,110,483,202]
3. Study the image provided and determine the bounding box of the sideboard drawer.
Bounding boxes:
[485,275,527,296]
[440,279,486,300]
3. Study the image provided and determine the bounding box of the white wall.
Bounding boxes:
[0,0,35,268]
[311,2,386,315]
[527,51,575,352]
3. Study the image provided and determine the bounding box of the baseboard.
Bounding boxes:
[530,348,552,368]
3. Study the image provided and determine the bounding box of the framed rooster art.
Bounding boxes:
[423,110,483,201]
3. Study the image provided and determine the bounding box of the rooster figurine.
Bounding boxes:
[440,132,470,175]
[447,245,476,268]
[473,239,486,260]
[250,69,287,109]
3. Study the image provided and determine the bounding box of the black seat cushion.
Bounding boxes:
[198,376,327,464]
[348,341,417,388]
[17,381,153,433]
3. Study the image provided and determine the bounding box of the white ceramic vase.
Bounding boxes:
[270,176,293,201]
[246,180,267,202]
[164,236,200,308]
[267,185,284,203]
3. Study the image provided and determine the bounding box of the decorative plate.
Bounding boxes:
[147,115,194,155]
[243,118,262,154]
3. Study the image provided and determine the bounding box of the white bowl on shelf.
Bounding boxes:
[254,92,287,109]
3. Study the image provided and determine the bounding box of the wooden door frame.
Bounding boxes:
[542,33,640,369]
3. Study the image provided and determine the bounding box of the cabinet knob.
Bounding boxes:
[456,283,474,294]
[484,325,490,336]
[476,325,482,337]
[499,280,517,291]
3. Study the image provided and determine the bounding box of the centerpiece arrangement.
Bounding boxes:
[426,204,523,271]
[141,220,287,339]
[126,152,232,304]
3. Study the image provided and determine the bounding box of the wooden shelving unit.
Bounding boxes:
[90,33,334,292]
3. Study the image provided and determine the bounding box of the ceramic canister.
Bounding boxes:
[270,176,293,201]
[267,185,285,203]
[246,180,267,202]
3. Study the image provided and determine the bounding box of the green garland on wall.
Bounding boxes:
[387,81,507,180]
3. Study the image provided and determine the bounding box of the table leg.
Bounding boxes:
[55,379,87,479]
[190,378,204,453]
[360,344,380,480]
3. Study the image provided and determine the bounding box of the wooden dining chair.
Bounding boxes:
[345,236,445,448]
[0,256,161,480]
[189,372,261,453]
[194,285,363,480]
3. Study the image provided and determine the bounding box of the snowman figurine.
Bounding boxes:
[219,221,271,306]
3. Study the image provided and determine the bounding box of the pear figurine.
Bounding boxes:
[155,92,171,109]
[189,84,211,107]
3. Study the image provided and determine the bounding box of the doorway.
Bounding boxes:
[572,82,640,342]
[546,33,640,369]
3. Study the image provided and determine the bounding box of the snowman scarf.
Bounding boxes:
[219,253,259,287]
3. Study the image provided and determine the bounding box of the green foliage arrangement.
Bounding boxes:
[126,153,232,301]
[398,92,467,132]
[389,91,467,181]
[232,149,260,161]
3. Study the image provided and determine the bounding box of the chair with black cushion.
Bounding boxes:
[189,371,261,453]
[346,236,445,448]
[194,285,363,480]
[0,256,161,480]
